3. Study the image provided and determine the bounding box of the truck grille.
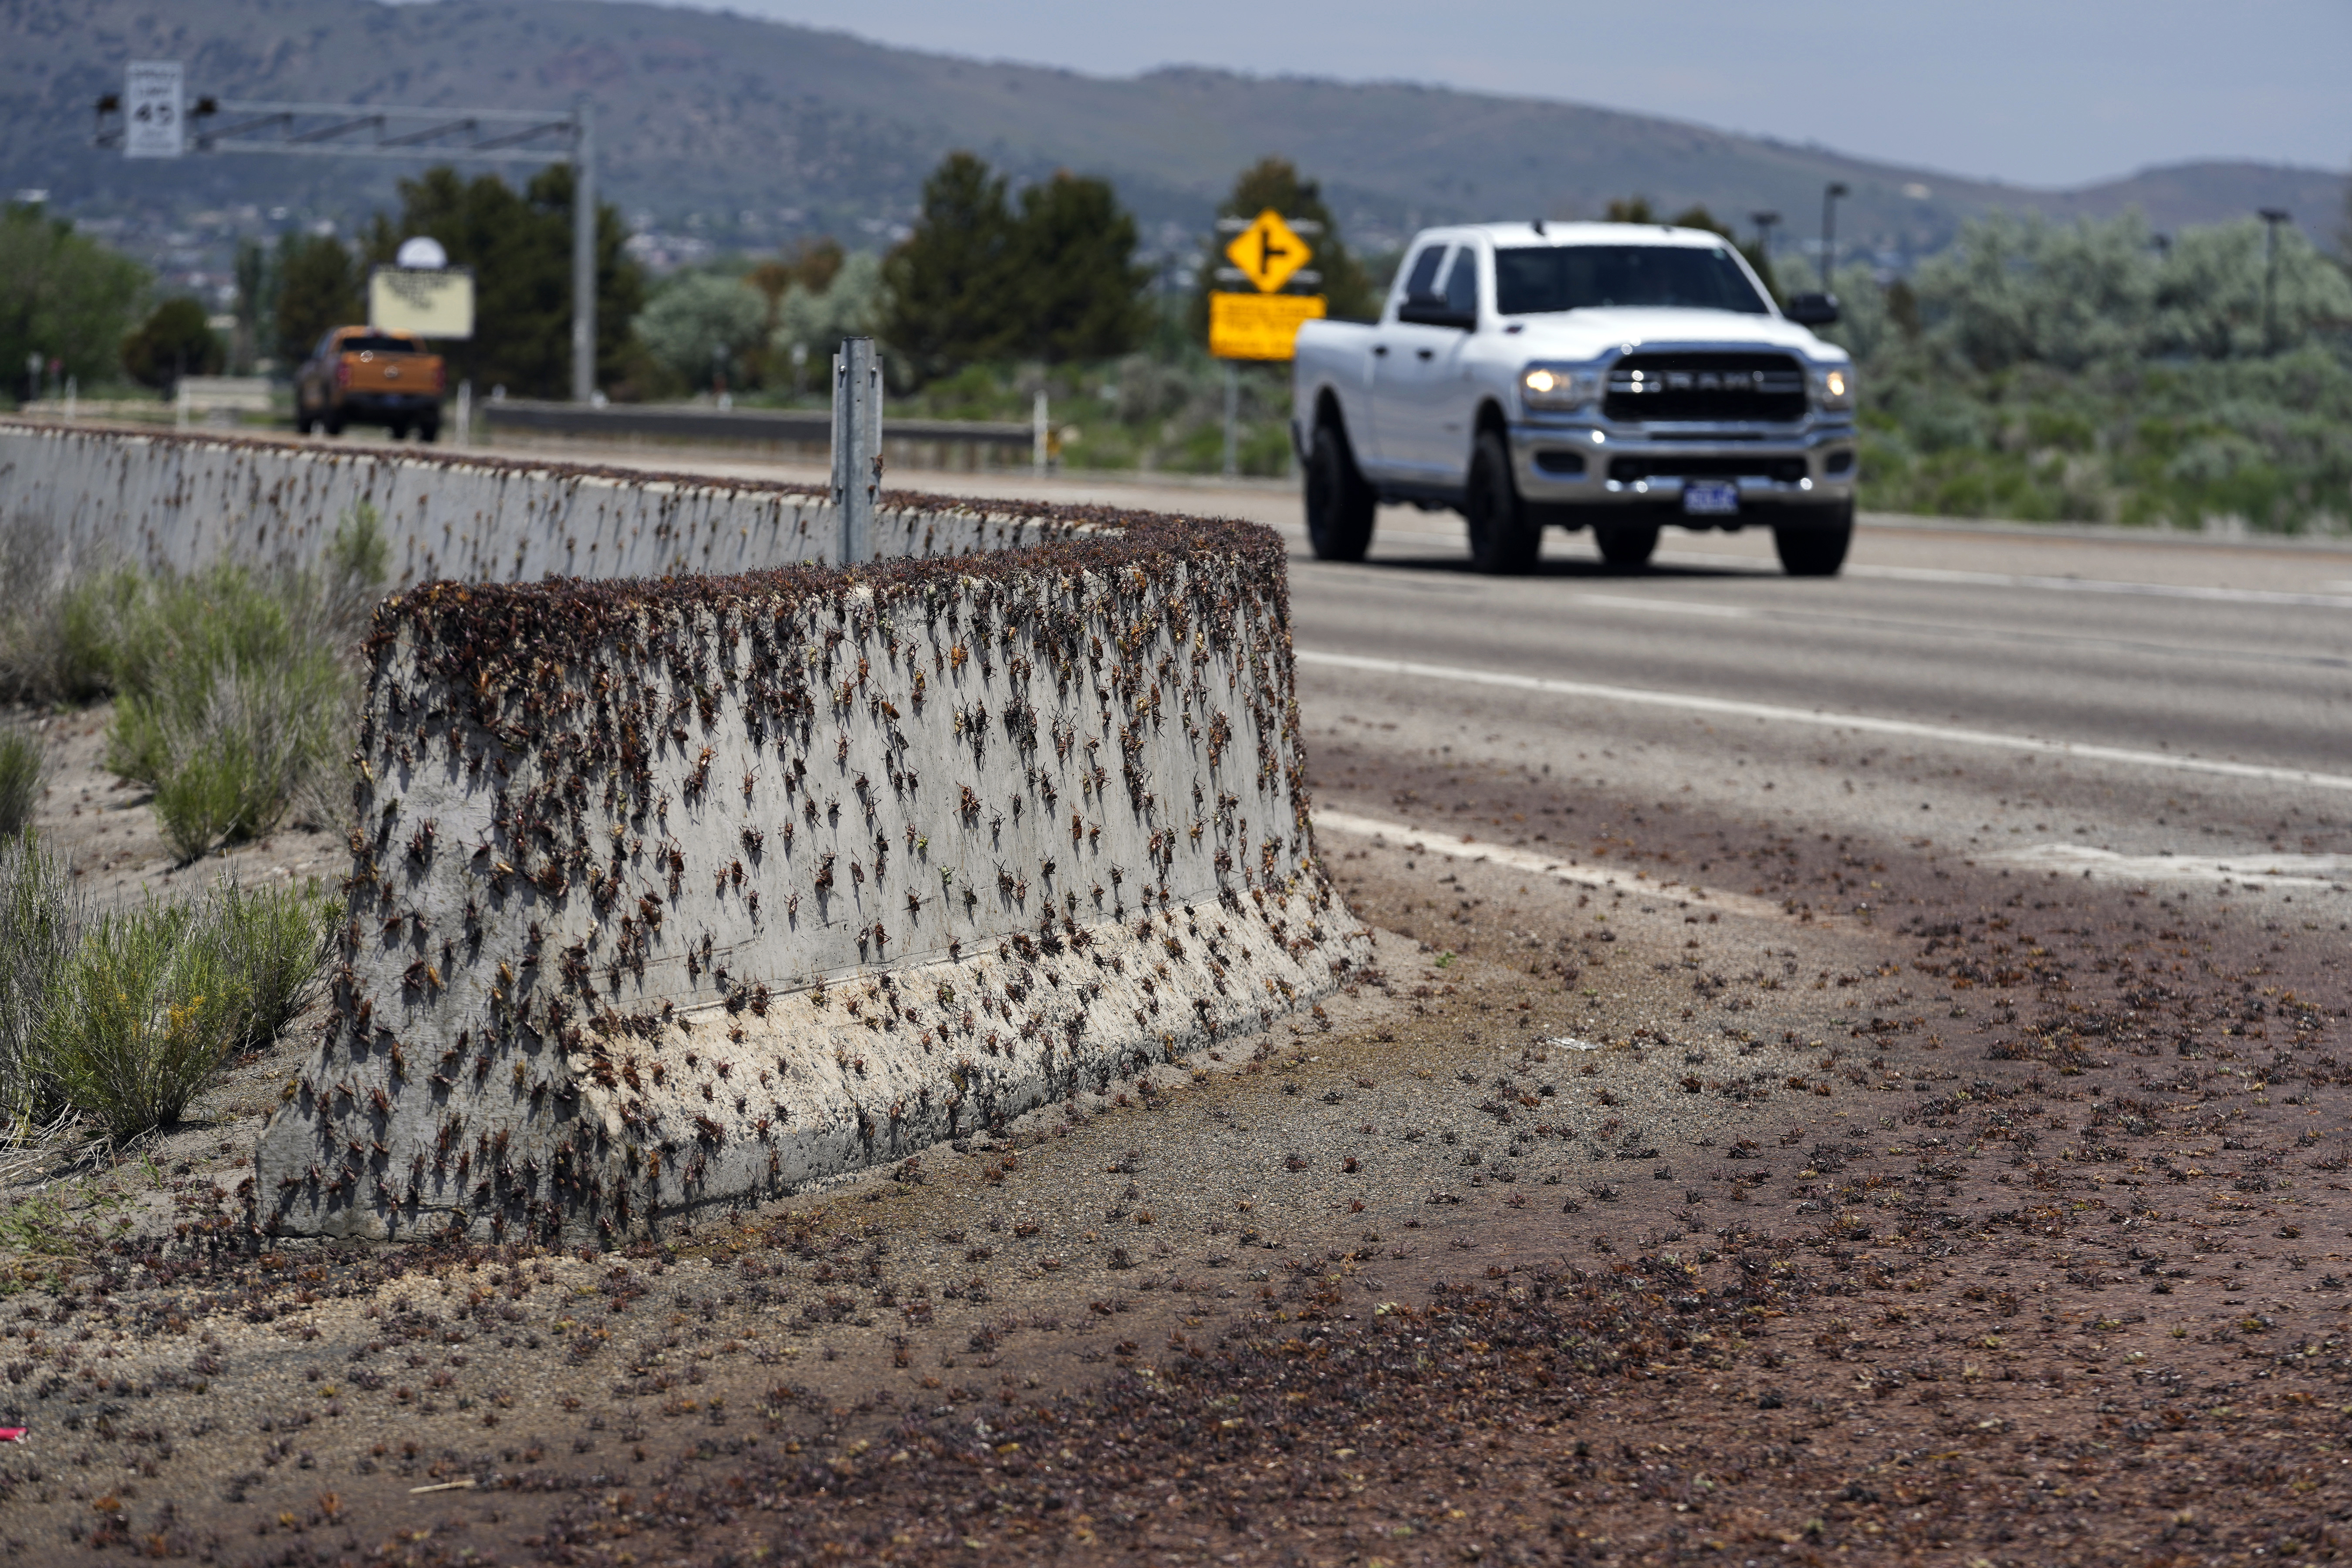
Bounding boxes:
[1609,455,1808,484]
[1604,353,1807,423]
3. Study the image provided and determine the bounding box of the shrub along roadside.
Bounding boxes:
[0,728,40,838]
[0,503,385,858]
[0,831,331,1142]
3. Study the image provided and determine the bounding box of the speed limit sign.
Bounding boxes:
[123,61,185,159]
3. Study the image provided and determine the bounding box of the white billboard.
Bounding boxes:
[123,61,185,159]
[368,267,476,340]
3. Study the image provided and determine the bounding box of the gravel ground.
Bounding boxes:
[1,700,2348,1565]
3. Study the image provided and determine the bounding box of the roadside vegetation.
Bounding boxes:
[0,509,374,1155]
[0,504,383,858]
[1791,210,2352,533]
[0,831,331,1146]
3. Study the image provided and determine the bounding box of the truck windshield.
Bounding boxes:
[341,335,424,355]
[1494,246,1768,316]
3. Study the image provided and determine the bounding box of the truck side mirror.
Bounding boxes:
[1397,299,1476,330]
[1783,292,1841,327]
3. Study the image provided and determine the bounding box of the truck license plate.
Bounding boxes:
[1683,481,1740,516]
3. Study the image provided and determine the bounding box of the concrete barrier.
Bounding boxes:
[0,423,1363,1244]
[0,422,1071,582]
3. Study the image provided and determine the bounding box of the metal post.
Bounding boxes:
[1031,389,1048,477]
[1820,182,1848,292]
[2258,208,2291,355]
[1222,362,1239,478]
[454,379,472,449]
[831,337,882,564]
[64,375,75,422]
[570,96,595,404]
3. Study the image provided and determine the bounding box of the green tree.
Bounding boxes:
[881,153,1023,382]
[1191,158,1377,340]
[363,164,644,398]
[633,273,769,391]
[1007,172,1150,362]
[0,204,149,397]
[771,251,884,370]
[273,233,362,367]
[121,299,224,389]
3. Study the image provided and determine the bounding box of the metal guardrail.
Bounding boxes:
[481,399,1032,448]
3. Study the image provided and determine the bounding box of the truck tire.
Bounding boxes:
[1773,502,1853,577]
[1595,523,1659,570]
[322,412,345,438]
[1465,430,1540,575]
[416,418,440,445]
[1304,422,1375,562]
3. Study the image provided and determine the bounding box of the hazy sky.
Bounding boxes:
[641,0,2349,188]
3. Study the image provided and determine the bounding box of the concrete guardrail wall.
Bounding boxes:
[0,421,1365,1244]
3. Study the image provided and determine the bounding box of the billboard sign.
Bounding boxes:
[368,267,476,340]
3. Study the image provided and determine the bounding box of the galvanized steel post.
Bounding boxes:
[570,97,597,404]
[831,337,882,563]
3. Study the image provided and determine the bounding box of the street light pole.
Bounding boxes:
[1750,210,1780,257]
[2257,208,2291,355]
[571,95,597,404]
[1820,182,1848,292]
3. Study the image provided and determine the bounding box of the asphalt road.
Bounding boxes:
[485,438,2352,903]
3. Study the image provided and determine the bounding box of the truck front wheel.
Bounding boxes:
[1305,423,1376,562]
[1595,523,1659,570]
[1465,431,1540,575]
[1773,502,1853,577]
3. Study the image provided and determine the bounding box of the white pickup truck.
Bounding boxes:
[1291,221,1858,576]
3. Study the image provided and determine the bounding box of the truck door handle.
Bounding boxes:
[1415,348,1434,361]
[1372,345,1388,357]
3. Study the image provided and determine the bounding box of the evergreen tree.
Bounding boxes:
[880,153,1022,382]
[1007,172,1150,362]
[273,233,362,367]
[120,298,224,389]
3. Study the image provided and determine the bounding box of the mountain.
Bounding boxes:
[5,0,2343,272]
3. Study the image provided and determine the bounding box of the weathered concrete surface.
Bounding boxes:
[249,503,1362,1243]
[0,421,1072,582]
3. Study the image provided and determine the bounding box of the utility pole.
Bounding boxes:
[1750,210,1780,259]
[571,95,596,404]
[1820,182,1848,291]
[2257,208,2291,355]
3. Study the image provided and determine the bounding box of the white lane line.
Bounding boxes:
[1312,808,1792,921]
[1989,843,2352,890]
[1294,649,2352,793]
[1570,592,1755,619]
[1659,551,2352,608]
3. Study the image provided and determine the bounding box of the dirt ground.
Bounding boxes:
[1,701,2349,1566]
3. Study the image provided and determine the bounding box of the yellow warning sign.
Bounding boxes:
[1224,209,1313,294]
[1210,292,1326,362]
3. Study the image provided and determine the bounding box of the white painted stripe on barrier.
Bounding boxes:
[1311,808,1790,921]
[1294,649,2352,793]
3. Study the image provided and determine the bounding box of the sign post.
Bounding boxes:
[1208,208,1325,475]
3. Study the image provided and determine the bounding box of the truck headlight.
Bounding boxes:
[1812,365,1855,412]
[1521,365,1599,412]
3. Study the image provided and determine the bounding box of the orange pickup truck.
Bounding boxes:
[294,327,446,440]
